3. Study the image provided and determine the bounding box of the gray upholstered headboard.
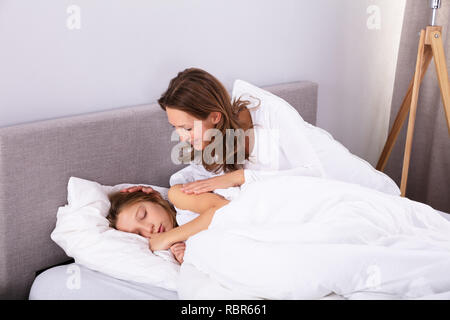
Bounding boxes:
[0,80,318,299]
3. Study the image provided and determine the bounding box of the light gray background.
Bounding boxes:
[0,0,406,166]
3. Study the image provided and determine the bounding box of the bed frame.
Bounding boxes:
[0,80,319,299]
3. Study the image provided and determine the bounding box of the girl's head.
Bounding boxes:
[158,67,256,174]
[107,190,178,238]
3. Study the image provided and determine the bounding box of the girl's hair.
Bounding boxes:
[107,191,178,229]
[157,67,260,174]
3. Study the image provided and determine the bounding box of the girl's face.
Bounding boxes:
[165,107,221,151]
[115,201,174,238]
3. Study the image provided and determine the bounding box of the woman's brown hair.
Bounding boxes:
[107,191,178,229]
[157,67,260,174]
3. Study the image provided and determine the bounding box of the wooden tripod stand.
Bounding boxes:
[376,25,450,197]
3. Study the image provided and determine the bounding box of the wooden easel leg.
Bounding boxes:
[400,30,427,197]
[430,30,450,135]
[376,44,433,171]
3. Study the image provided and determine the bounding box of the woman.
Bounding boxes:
[125,68,325,194]
[122,67,324,206]
[112,184,231,262]
[158,67,325,194]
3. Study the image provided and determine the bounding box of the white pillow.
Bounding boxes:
[232,79,401,196]
[50,176,180,291]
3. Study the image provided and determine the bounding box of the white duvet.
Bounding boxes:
[178,175,450,299]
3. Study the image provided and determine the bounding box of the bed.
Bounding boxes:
[28,196,450,300]
[1,80,448,300]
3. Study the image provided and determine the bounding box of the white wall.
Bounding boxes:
[316,0,406,166]
[0,0,405,165]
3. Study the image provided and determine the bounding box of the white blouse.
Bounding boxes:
[169,94,325,193]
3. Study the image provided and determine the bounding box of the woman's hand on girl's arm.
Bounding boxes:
[170,242,186,264]
[168,184,230,214]
[180,169,244,195]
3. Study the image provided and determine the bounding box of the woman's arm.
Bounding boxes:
[173,169,245,195]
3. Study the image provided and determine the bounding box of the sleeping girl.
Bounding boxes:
[107,184,230,264]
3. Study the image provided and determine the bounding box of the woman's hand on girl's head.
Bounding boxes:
[181,169,244,195]
[120,185,154,194]
[170,242,186,264]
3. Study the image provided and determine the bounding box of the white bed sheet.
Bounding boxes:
[178,261,346,300]
[29,262,345,300]
[437,209,450,221]
[182,207,448,300]
[30,209,449,300]
[29,263,178,300]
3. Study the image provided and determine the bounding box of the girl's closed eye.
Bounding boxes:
[138,208,146,220]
